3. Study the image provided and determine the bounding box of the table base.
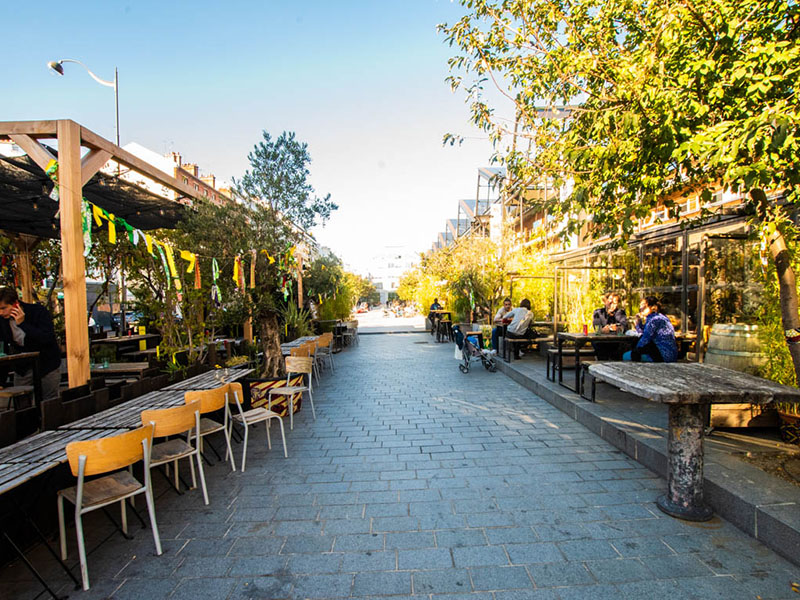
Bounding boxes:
[656,494,713,522]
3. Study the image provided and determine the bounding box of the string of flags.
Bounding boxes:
[44,159,299,301]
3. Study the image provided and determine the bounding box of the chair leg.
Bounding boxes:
[289,395,294,430]
[74,510,90,591]
[143,488,163,556]
[194,451,209,505]
[120,499,128,536]
[241,425,249,472]
[307,390,316,420]
[265,419,272,450]
[277,417,288,458]
[57,494,67,560]
[223,426,236,472]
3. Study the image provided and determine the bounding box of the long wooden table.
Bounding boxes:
[556,332,638,392]
[588,362,800,521]
[91,361,151,379]
[280,336,319,356]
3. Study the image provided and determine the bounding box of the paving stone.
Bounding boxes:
[170,576,237,599]
[557,539,619,561]
[398,547,453,570]
[333,533,384,552]
[412,568,471,594]
[435,529,488,548]
[505,542,564,565]
[584,558,653,583]
[528,562,595,587]
[352,570,412,595]
[468,565,533,591]
[452,545,510,567]
[340,550,397,572]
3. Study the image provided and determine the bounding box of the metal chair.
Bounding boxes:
[185,385,236,471]
[269,356,315,430]
[227,382,287,471]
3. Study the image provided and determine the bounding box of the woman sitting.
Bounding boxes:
[623,296,677,363]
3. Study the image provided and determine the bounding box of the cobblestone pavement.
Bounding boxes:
[7,333,800,599]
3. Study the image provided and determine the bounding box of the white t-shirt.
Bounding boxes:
[506,307,533,335]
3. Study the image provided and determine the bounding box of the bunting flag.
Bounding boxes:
[211,258,221,304]
[194,258,201,289]
[180,250,196,274]
[156,244,171,289]
[232,256,240,285]
[164,244,182,293]
[250,249,256,288]
[145,234,154,255]
[46,160,59,201]
[81,200,92,257]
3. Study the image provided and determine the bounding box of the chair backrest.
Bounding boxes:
[290,345,310,357]
[185,385,227,413]
[66,425,153,477]
[285,356,313,376]
[304,341,317,356]
[316,333,331,348]
[226,382,244,405]
[141,401,199,438]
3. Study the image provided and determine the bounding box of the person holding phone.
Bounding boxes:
[0,287,61,402]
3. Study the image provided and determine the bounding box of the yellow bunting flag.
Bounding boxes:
[92,204,104,227]
[164,244,182,292]
[250,250,256,288]
[145,234,154,255]
[106,212,116,244]
[233,256,240,284]
[180,250,196,274]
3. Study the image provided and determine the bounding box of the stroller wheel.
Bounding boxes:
[459,364,468,374]
[484,361,491,370]
[488,364,497,372]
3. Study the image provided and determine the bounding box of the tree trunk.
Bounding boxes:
[259,312,283,378]
[755,189,800,385]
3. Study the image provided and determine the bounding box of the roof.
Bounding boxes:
[0,151,188,239]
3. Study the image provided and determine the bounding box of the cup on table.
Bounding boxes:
[0,341,5,356]
[102,358,110,369]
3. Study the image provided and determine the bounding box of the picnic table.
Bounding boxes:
[92,333,160,360]
[91,361,151,379]
[162,366,255,391]
[556,332,638,391]
[587,362,800,521]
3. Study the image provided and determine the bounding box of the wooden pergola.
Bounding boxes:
[0,120,205,388]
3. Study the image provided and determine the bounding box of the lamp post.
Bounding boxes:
[47,59,119,147]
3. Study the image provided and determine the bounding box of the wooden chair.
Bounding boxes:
[304,340,321,383]
[141,401,209,505]
[269,356,314,430]
[227,382,287,471]
[315,332,335,372]
[290,344,310,357]
[185,385,236,472]
[57,426,162,591]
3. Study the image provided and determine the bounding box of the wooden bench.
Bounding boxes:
[547,348,594,381]
[587,362,800,521]
[501,335,553,363]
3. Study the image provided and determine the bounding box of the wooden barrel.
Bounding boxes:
[705,323,766,374]
[705,323,776,428]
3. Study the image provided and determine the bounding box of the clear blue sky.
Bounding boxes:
[3,1,503,273]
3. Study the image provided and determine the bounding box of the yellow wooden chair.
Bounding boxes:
[227,382,287,471]
[141,401,209,505]
[185,384,236,471]
[268,356,314,430]
[57,426,162,591]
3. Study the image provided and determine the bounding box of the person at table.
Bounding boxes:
[0,287,61,401]
[623,296,678,363]
[428,298,442,335]
[592,292,628,333]
[491,297,513,350]
[591,292,629,360]
[504,298,535,359]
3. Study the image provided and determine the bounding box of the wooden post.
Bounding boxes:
[297,255,304,309]
[243,318,253,343]
[58,120,90,388]
[12,234,39,303]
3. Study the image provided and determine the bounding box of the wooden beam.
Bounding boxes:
[0,120,59,136]
[80,148,112,186]
[79,124,201,201]
[8,135,57,173]
[58,120,90,388]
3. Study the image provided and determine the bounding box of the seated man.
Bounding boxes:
[503,298,535,359]
[428,298,442,336]
[491,297,513,351]
[591,292,629,360]
[0,287,62,402]
[623,296,677,363]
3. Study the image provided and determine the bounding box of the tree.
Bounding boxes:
[234,130,337,230]
[440,0,800,381]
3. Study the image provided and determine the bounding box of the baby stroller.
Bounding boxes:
[453,325,497,374]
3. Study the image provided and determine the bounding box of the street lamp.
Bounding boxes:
[47,59,119,147]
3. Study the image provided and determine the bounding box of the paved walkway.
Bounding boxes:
[5,333,800,599]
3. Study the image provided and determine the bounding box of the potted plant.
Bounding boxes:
[776,402,800,445]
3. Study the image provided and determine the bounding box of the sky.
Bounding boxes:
[2,0,508,274]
